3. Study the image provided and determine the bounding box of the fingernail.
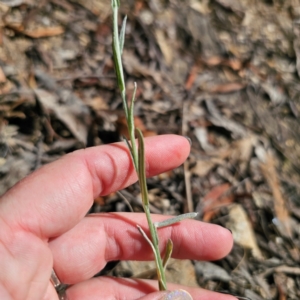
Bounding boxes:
[183,136,192,146]
[220,226,232,234]
[160,289,193,300]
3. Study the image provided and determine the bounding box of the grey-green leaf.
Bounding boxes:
[119,15,127,54]
[136,128,149,207]
[163,239,173,270]
[111,0,120,8]
[154,212,198,228]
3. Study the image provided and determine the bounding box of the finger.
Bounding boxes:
[137,290,192,300]
[49,213,233,283]
[42,283,58,300]
[0,222,54,300]
[137,291,170,300]
[64,277,238,300]
[0,135,190,238]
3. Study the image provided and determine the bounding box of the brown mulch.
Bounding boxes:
[1,0,300,299]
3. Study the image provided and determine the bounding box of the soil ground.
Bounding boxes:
[1,0,300,299]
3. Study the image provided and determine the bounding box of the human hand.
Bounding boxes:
[0,135,235,300]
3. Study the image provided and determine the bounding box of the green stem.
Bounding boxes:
[111,1,197,291]
[136,129,167,289]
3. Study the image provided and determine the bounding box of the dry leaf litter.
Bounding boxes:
[1,0,300,298]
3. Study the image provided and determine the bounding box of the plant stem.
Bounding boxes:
[111,0,197,291]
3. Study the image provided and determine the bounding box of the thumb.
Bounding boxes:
[138,290,193,300]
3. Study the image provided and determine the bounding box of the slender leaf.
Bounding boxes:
[128,83,138,170]
[111,1,127,116]
[119,16,127,54]
[136,128,149,206]
[111,0,120,8]
[163,239,173,270]
[154,212,199,228]
[136,225,164,284]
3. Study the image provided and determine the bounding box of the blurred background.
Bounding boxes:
[0,0,300,299]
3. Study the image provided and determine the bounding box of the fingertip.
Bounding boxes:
[138,289,193,300]
[183,136,192,147]
[144,134,190,176]
[207,224,234,259]
[137,291,168,300]
[187,222,233,261]
[219,225,234,257]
